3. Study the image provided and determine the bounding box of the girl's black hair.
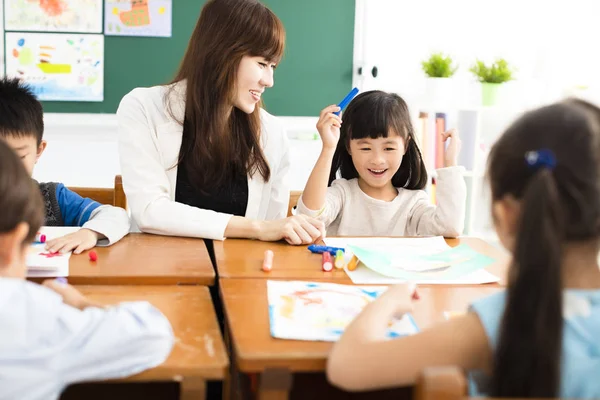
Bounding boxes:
[328,90,427,189]
[487,99,600,397]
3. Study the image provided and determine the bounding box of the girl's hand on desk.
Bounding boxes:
[45,228,100,255]
[442,128,461,168]
[258,215,325,245]
[42,280,101,311]
[378,284,417,315]
[316,104,342,151]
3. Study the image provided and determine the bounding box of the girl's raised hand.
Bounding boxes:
[316,105,342,151]
[442,128,461,167]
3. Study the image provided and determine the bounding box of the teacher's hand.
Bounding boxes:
[258,215,325,245]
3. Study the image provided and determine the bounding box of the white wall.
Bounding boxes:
[35,113,322,191]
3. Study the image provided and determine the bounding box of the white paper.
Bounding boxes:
[343,264,499,285]
[324,237,499,285]
[26,226,79,278]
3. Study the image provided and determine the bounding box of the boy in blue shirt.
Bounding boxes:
[0,77,130,254]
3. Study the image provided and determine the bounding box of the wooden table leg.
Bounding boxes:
[258,368,293,400]
[180,377,206,400]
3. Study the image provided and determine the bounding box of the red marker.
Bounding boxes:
[89,250,98,262]
[322,252,333,272]
[34,233,46,244]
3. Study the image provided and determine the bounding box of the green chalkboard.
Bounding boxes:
[40,0,355,116]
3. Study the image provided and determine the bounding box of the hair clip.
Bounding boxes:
[525,149,556,170]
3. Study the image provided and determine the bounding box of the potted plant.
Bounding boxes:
[469,58,514,106]
[421,52,458,108]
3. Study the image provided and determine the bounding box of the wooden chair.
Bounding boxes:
[415,366,568,400]
[287,190,302,217]
[414,366,467,400]
[69,175,127,209]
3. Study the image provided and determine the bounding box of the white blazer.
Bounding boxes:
[117,81,290,240]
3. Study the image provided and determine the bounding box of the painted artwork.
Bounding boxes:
[105,0,172,37]
[6,32,104,102]
[267,280,419,342]
[348,243,495,281]
[4,0,103,33]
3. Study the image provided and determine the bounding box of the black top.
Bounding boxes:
[174,122,249,217]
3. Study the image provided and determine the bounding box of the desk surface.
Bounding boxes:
[77,285,228,381]
[220,278,503,373]
[66,234,215,285]
[214,237,508,284]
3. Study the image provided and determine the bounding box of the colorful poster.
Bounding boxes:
[4,0,102,33]
[267,280,419,342]
[105,0,172,37]
[5,33,104,102]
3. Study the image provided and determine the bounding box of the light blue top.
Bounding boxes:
[0,278,174,400]
[470,289,600,399]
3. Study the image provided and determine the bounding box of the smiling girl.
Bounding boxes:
[297,90,466,237]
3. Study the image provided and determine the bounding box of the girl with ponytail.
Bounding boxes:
[326,99,600,399]
[297,90,466,237]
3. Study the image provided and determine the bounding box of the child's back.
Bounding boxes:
[0,140,173,400]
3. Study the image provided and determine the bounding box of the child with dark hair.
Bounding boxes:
[297,90,466,237]
[0,77,130,254]
[0,140,173,399]
[327,98,600,399]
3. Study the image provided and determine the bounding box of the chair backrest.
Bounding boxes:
[69,175,126,209]
[414,366,466,400]
[287,190,302,217]
[415,366,569,400]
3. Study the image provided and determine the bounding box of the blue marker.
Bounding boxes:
[308,244,345,255]
[334,87,359,116]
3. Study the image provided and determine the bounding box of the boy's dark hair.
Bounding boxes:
[328,90,428,189]
[0,77,44,145]
[487,99,600,397]
[0,139,44,244]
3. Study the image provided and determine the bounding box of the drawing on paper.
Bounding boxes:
[4,0,103,33]
[6,32,104,102]
[105,0,172,37]
[348,243,495,281]
[267,280,419,342]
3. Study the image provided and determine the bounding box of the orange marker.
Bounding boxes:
[262,250,274,272]
[322,252,333,272]
[347,255,359,271]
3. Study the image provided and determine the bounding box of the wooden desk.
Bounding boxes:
[77,285,228,400]
[220,278,502,399]
[214,237,509,284]
[66,233,214,285]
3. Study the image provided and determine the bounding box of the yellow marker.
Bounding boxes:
[347,255,359,271]
[334,249,344,269]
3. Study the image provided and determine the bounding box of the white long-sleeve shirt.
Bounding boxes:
[0,278,174,400]
[117,81,291,240]
[296,166,466,237]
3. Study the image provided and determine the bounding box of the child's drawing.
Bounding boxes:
[4,0,102,33]
[105,0,172,37]
[6,32,104,102]
[268,280,419,342]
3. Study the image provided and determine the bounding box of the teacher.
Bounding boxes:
[117,0,324,244]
